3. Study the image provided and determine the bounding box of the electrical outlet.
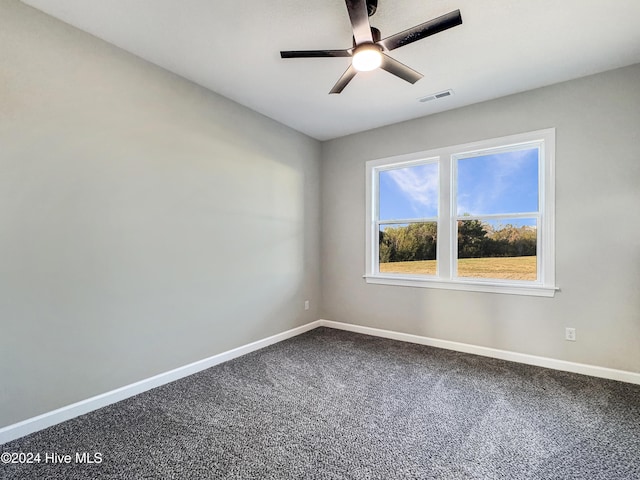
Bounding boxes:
[304,300,310,311]
[565,327,576,341]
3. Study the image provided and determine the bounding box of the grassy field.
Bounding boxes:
[380,256,537,280]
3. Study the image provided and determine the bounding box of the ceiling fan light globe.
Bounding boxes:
[352,46,382,71]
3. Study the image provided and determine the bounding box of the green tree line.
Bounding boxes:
[379,220,536,263]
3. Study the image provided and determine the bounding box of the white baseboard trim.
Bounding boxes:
[0,320,322,445]
[3,318,638,445]
[318,319,640,386]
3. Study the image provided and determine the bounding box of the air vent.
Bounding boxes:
[418,89,453,103]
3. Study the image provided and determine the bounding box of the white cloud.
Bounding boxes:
[386,165,438,214]
[458,148,538,215]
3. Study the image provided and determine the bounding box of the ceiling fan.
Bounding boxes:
[280,0,462,94]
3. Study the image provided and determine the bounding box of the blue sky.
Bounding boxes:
[457,148,538,216]
[379,163,439,220]
[379,148,538,222]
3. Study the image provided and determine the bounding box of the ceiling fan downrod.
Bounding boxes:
[367,0,378,16]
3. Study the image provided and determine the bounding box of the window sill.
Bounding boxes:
[363,275,558,297]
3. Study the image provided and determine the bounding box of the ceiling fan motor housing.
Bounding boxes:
[279,1,462,94]
[353,27,381,48]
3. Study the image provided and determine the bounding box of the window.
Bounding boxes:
[378,160,439,275]
[365,129,556,297]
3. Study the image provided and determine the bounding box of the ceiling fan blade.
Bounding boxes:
[330,65,358,94]
[378,10,462,52]
[280,49,351,58]
[380,54,423,84]
[345,0,373,44]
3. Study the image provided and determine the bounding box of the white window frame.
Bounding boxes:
[364,129,557,297]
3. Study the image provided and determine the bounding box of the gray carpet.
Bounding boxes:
[2,327,639,479]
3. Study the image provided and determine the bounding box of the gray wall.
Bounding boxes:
[2,0,639,433]
[0,1,321,427]
[321,64,640,374]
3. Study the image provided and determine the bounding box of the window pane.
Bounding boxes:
[379,163,438,220]
[457,218,537,281]
[379,222,437,275]
[457,148,538,216]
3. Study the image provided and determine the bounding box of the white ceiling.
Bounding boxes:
[21,0,640,140]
